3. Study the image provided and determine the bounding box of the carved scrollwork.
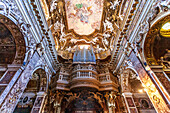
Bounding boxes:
[152,0,170,13]
[0,0,37,66]
[48,0,122,60]
[144,15,170,66]
[158,49,170,69]
[136,0,170,46]
[136,21,150,43]
[65,90,105,110]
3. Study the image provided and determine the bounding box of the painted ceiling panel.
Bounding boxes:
[47,0,123,60]
[65,0,104,35]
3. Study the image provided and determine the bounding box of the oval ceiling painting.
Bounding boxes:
[65,0,104,35]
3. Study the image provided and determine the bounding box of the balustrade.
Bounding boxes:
[71,72,97,80]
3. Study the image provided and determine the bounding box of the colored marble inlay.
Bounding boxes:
[133,98,155,109]
[34,97,43,107]
[0,86,6,95]
[126,97,135,107]
[155,72,170,94]
[129,51,170,112]
[32,108,40,113]
[65,0,104,35]
[0,71,16,84]
[0,71,5,79]
[129,108,138,113]
[0,23,16,64]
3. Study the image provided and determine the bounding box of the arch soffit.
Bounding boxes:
[121,67,143,93]
[31,66,50,92]
[31,64,51,77]
[126,67,139,77]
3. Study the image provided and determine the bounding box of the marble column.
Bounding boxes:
[129,51,170,112]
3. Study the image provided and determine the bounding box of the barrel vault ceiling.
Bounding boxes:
[40,0,127,61]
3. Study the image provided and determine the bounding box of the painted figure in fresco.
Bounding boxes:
[65,0,104,35]
[68,3,93,24]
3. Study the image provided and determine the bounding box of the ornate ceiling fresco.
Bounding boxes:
[65,0,104,35]
[47,0,122,60]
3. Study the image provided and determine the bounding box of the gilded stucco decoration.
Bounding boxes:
[136,0,170,46]
[144,15,170,66]
[160,22,170,38]
[129,52,170,113]
[0,0,52,112]
[40,0,50,19]
[48,0,122,59]
[65,0,104,35]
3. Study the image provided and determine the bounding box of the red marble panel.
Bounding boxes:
[0,86,6,95]
[0,71,16,96]
[32,108,40,113]
[155,72,170,94]
[0,71,5,79]
[0,71,16,84]
[126,97,135,107]
[129,108,138,113]
[133,97,156,109]
[34,97,43,107]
